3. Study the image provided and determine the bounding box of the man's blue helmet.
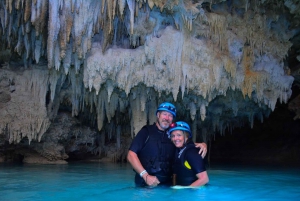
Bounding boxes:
[168,121,192,138]
[156,102,176,117]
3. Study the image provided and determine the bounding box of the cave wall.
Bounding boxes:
[0,0,299,163]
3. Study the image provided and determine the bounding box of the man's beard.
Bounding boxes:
[158,119,170,130]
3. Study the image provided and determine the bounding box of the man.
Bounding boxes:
[127,102,207,187]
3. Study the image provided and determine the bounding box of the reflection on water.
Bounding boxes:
[0,162,299,201]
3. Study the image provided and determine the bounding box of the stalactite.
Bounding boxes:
[147,92,157,124]
[147,0,154,9]
[126,0,135,34]
[34,34,42,63]
[47,0,60,69]
[207,12,227,49]
[192,119,197,142]
[106,79,114,103]
[0,0,297,147]
[106,0,113,33]
[118,93,128,113]
[241,46,255,98]
[107,92,118,122]
[58,0,71,60]
[108,121,114,140]
[101,0,105,14]
[30,0,37,25]
[14,28,23,55]
[73,53,81,73]
[140,88,147,112]
[24,0,31,22]
[97,89,106,131]
[189,102,196,121]
[62,42,72,74]
[1,68,51,144]
[0,9,4,31]
[249,112,254,128]
[49,68,59,101]
[118,0,126,17]
[116,125,121,149]
[54,41,61,70]
[130,86,147,136]
[40,0,48,33]
[200,103,206,121]
[65,12,73,44]
[223,56,236,78]
[23,34,31,60]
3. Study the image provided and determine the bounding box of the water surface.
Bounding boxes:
[0,162,299,201]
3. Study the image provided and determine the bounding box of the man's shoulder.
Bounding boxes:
[141,123,157,131]
[135,124,155,136]
[138,124,163,141]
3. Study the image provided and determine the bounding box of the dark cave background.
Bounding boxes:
[209,86,300,167]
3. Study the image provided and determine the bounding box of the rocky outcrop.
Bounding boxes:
[0,0,299,164]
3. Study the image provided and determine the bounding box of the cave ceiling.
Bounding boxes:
[0,0,300,144]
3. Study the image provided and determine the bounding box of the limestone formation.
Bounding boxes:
[0,0,299,163]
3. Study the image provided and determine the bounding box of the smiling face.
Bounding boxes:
[170,130,187,148]
[156,111,174,131]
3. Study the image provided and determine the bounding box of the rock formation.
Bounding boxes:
[0,0,299,163]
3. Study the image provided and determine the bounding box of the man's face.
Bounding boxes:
[156,111,174,130]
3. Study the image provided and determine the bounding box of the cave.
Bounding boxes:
[0,0,299,167]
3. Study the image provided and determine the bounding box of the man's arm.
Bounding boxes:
[127,150,146,176]
[194,142,207,158]
[127,150,160,187]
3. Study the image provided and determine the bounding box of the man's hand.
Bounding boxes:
[195,142,207,158]
[143,174,160,187]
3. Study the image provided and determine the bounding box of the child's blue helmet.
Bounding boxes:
[168,121,192,138]
[156,102,176,117]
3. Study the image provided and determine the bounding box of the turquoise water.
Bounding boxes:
[0,162,299,201]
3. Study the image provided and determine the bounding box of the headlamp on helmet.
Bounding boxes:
[168,121,192,138]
